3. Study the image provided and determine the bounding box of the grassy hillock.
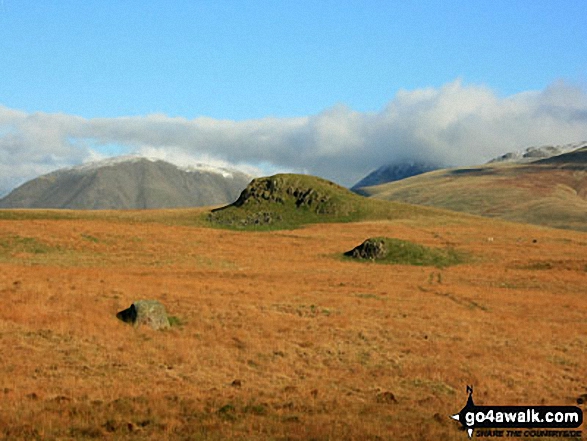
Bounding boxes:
[344,237,467,268]
[206,173,443,230]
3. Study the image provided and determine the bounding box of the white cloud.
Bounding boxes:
[1,79,586,195]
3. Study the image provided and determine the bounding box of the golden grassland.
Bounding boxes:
[0,208,586,440]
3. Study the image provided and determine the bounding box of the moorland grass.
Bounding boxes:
[1,205,586,440]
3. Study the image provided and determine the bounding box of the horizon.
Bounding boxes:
[1,1,587,191]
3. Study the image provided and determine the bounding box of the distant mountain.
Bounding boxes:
[351,161,442,193]
[487,141,586,163]
[0,156,252,210]
[359,146,587,232]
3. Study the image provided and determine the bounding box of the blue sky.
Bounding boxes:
[1,0,585,119]
[1,0,587,191]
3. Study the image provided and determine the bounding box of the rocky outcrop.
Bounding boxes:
[344,238,388,260]
[116,300,170,330]
[229,176,334,213]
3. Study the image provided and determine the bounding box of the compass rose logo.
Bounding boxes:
[451,385,476,438]
[450,385,583,438]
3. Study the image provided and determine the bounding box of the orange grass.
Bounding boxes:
[0,211,585,440]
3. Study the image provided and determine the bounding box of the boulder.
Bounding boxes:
[116,300,170,330]
[345,238,388,260]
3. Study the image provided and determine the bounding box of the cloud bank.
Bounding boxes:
[1,79,587,194]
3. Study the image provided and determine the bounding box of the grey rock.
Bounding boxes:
[116,300,170,330]
[345,238,388,260]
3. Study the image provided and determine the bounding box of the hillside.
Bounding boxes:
[359,147,587,232]
[207,173,448,230]
[351,161,442,192]
[0,157,252,210]
[0,207,585,439]
[351,142,587,194]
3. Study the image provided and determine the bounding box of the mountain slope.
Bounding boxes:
[360,147,587,232]
[351,161,442,193]
[0,157,252,210]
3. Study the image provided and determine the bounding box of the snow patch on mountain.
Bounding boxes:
[488,141,587,164]
[62,155,239,179]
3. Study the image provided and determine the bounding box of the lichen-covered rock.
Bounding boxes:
[344,238,388,260]
[116,300,170,330]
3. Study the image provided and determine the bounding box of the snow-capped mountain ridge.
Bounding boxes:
[0,156,252,210]
[62,155,238,178]
[488,141,587,163]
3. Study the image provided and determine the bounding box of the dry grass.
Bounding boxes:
[0,210,585,440]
